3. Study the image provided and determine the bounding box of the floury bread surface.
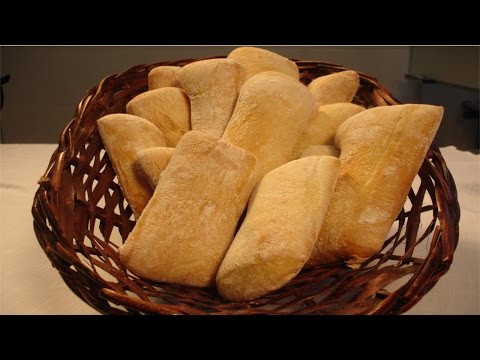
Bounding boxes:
[148,66,180,89]
[307,104,444,268]
[126,87,190,147]
[217,156,340,301]
[295,103,365,155]
[222,71,315,183]
[119,131,256,288]
[136,147,174,189]
[178,59,246,137]
[227,46,299,80]
[308,70,359,109]
[97,114,166,219]
[300,145,340,158]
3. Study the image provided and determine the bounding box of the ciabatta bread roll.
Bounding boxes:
[300,145,340,158]
[148,66,180,89]
[217,156,340,301]
[222,71,315,183]
[306,104,443,268]
[178,59,246,137]
[97,114,166,219]
[308,71,359,109]
[295,103,364,155]
[126,87,190,147]
[136,147,174,189]
[119,131,255,288]
[227,46,299,80]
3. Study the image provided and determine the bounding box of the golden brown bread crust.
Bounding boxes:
[227,46,299,80]
[222,71,315,183]
[300,145,340,158]
[295,103,365,155]
[306,104,444,268]
[148,66,180,89]
[97,114,167,219]
[217,156,340,301]
[177,59,246,137]
[119,131,256,288]
[308,70,360,109]
[126,87,190,147]
[136,147,174,189]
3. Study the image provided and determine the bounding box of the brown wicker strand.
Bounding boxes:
[32,58,460,315]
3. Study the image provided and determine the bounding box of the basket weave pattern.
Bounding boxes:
[32,58,460,314]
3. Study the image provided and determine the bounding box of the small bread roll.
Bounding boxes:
[178,59,246,137]
[227,46,299,80]
[306,104,444,268]
[308,71,360,109]
[217,156,340,301]
[223,71,315,183]
[119,131,255,288]
[148,66,180,89]
[300,145,340,158]
[136,147,174,189]
[97,114,167,219]
[126,87,190,147]
[295,103,365,155]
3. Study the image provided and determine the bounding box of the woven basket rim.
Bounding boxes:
[32,57,461,315]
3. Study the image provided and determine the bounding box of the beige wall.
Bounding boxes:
[0,46,410,143]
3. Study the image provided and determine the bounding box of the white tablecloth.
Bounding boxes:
[0,144,479,314]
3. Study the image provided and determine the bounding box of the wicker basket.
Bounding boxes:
[32,57,460,315]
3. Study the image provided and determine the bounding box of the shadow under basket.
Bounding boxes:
[32,58,461,315]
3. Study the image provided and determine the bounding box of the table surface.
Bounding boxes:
[1,144,479,315]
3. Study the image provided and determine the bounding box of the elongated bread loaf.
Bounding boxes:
[178,59,246,137]
[119,131,256,288]
[295,103,364,155]
[308,71,359,109]
[97,114,167,219]
[300,145,340,158]
[306,104,443,268]
[148,66,180,89]
[223,71,315,183]
[126,87,190,147]
[136,147,174,189]
[217,156,340,301]
[227,46,299,80]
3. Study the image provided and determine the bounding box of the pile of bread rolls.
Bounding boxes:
[97,47,443,302]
